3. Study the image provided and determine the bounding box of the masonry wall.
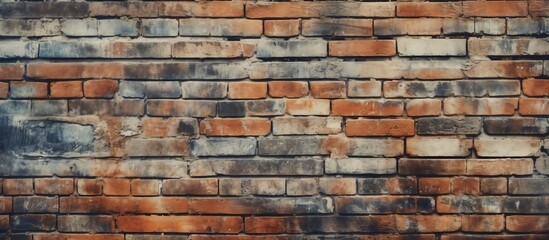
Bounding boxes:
[0,0,548,239]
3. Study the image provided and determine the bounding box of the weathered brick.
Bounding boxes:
[337,196,434,214]
[27,63,123,79]
[406,99,441,117]
[217,101,246,117]
[286,99,330,116]
[89,2,157,17]
[346,119,414,137]
[83,80,117,98]
[0,215,7,231]
[396,215,461,233]
[173,41,255,59]
[147,100,216,117]
[406,137,472,157]
[259,137,327,156]
[159,1,243,17]
[469,39,549,56]
[142,19,178,37]
[509,179,549,195]
[484,117,548,135]
[264,20,300,37]
[523,79,549,97]
[3,179,33,195]
[50,81,83,98]
[273,117,341,135]
[399,159,466,176]
[78,179,102,196]
[346,138,404,157]
[419,178,451,195]
[102,179,130,196]
[286,179,318,196]
[31,100,67,116]
[143,117,198,137]
[464,61,543,78]
[536,156,549,175]
[0,83,7,99]
[329,40,396,57]
[467,159,533,176]
[130,179,160,196]
[442,234,549,240]
[444,98,518,116]
[219,179,285,196]
[302,19,372,37]
[126,235,186,240]
[124,62,248,80]
[348,81,382,97]
[60,197,188,214]
[191,137,256,157]
[357,178,418,195]
[61,19,97,37]
[508,18,542,35]
[0,41,38,58]
[462,215,504,232]
[69,99,144,116]
[33,234,122,240]
[519,98,549,115]
[332,100,403,116]
[200,118,270,136]
[190,197,333,215]
[0,2,88,18]
[397,2,462,17]
[475,18,505,35]
[117,216,242,233]
[180,82,226,99]
[437,196,503,213]
[108,42,172,58]
[120,81,181,99]
[417,117,481,135]
[0,19,60,36]
[35,179,73,195]
[507,216,549,232]
[402,61,466,80]
[504,196,549,213]
[398,39,466,56]
[179,19,262,37]
[325,158,396,175]
[374,19,442,36]
[0,198,11,213]
[246,2,395,18]
[250,62,340,80]
[384,80,520,98]
[58,215,114,233]
[245,216,396,234]
[481,178,507,195]
[0,64,24,80]
[257,41,327,58]
[474,137,541,157]
[530,0,549,17]
[125,138,189,157]
[268,81,308,98]
[11,215,56,231]
[318,178,356,195]
[14,196,58,213]
[452,177,480,195]
[463,1,527,17]
[97,19,138,37]
[310,81,345,99]
[246,100,286,116]
[190,159,323,177]
[162,179,217,196]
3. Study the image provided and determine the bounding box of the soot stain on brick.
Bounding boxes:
[416,197,434,213]
[177,120,197,135]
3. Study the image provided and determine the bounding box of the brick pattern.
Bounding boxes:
[0,0,548,239]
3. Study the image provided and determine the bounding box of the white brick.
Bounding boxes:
[508,18,541,35]
[406,137,473,157]
[397,38,466,56]
[98,19,138,37]
[0,41,38,58]
[62,19,97,36]
[325,158,396,174]
[475,18,505,35]
[469,39,549,56]
[257,41,327,58]
[475,137,542,157]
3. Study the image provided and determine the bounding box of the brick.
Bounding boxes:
[536,156,549,175]
[384,80,520,98]
[103,179,130,196]
[264,20,300,37]
[286,99,330,116]
[474,137,541,157]
[0,215,6,231]
[245,100,286,116]
[61,19,97,36]
[191,137,256,157]
[259,137,327,156]
[0,19,60,36]
[58,215,114,233]
[60,197,188,214]
[190,197,333,215]
[108,42,172,58]
[462,215,504,232]
[219,179,285,196]
[452,177,480,195]
[348,81,382,97]
[530,0,549,17]
[89,2,157,17]
[399,159,466,176]
[10,82,47,99]
[268,81,308,98]
[397,2,462,17]
[11,215,56,231]
[13,196,58,213]
[246,2,395,18]
[507,216,549,232]
[444,98,518,116]
[437,196,503,213]
[397,215,460,233]
[273,117,341,135]
[163,179,218,196]
[469,39,549,56]
[83,80,117,98]
[126,236,186,240]
[374,19,442,36]
[50,81,83,98]
[346,119,414,137]
[337,196,434,214]
[481,178,507,195]
[346,138,404,157]
[519,98,549,115]
[159,1,243,17]
[402,61,465,80]
[406,137,472,157]
[357,178,389,195]
[143,117,198,137]
[33,234,123,240]
[228,82,267,99]
[508,18,542,35]
[217,101,245,117]
[310,81,346,99]
[0,82,8,99]
[131,179,159,196]
[0,198,9,213]
[3,179,33,195]
[406,99,441,117]
[302,19,372,37]
[244,216,396,234]
[463,1,527,17]
[467,159,533,176]
[319,178,356,195]
[464,61,543,78]
[286,179,318,196]
[504,196,549,213]
[69,99,144,116]
[398,39,466,56]
[200,118,271,136]
[126,138,189,157]
[0,64,24,80]
[475,18,505,35]
[332,100,403,116]
[120,81,181,99]
[419,178,451,195]
[179,19,262,37]
[484,117,548,135]
[509,179,549,195]
[147,100,216,117]
[388,178,418,195]
[325,158,396,175]
[181,82,226,99]
[142,19,178,37]
[442,18,475,34]
[173,41,255,59]
[0,2,89,18]
[35,179,73,195]
[190,159,323,177]
[329,40,396,57]
[417,117,481,135]
[442,234,549,240]
[27,63,123,79]
[38,41,104,58]
[31,100,67,116]
[98,19,138,37]
[117,216,242,233]
[257,41,327,58]
[523,79,549,97]
[78,179,102,196]
[250,62,340,80]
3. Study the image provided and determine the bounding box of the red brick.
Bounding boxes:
[228,82,267,99]
[131,179,159,196]
[463,1,527,17]
[406,99,441,117]
[329,40,396,57]
[50,81,83,98]
[286,99,330,116]
[332,100,403,116]
[530,0,549,17]
[35,179,73,195]
[159,1,244,17]
[444,98,518,116]
[103,178,130,196]
[173,41,255,58]
[0,64,24,80]
[397,2,462,17]
[83,79,118,98]
[268,81,308,98]
[116,216,242,233]
[245,216,397,233]
[302,19,373,37]
[199,118,271,136]
[346,119,414,137]
[3,179,33,195]
[310,81,346,99]
[10,82,48,98]
[507,216,549,232]
[0,82,8,99]
[264,20,300,37]
[60,197,189,214]
[33,234,124,240]
[480,178,507,195]
[519,98,549,115]
[0,197,12,213]
[452,177,480,195]
[419,178,451,195]
[0,215,7,231]
[397,215,461,233]
[318,178,356,195]
[462,215,504,232]
[77,179,103,196]
[27,63,124,79]
[523,79,549,97]
[467,159,533,176]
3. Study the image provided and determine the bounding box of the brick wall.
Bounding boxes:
[0,0,548,239]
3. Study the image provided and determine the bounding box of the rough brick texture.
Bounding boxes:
[0,0,548,239]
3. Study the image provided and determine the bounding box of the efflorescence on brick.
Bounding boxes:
[0,0,548,239]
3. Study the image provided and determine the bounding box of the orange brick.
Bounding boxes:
[200,118,271,136]
[0,82,7,99]
[0,64,24,80]
[50,81,83,98]
[33,234,123,240]
[318,178,356,195]
[480,178,507,195]
[228,82,267,99]
[83,79,118,98]
[463,1,527,17]
[310,81,345,99]
[35,179,74,195]
[346,119,415,137]
[268,81,308,98]
[329,40,396,57]
[264,20,300,37]
[3,179,33,195]
[77,179,103,196]
[507,216,549,232]
[103,178,130,196]
[397,2,462,17]
[519,98,549,115]
[60,197,189,214]
[406,99,441,117]
[452,177,480,195]
[397,215,461,233]
[27,63,124,79]
[419,178,451,195]
[332,99,403,117]
[462,215,504,232]
[523,79,549,97]
[131,179,160,196]
[116,216,242,233]
[286,99,330,116]
[444,98,518,116]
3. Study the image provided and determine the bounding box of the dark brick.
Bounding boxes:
[0,2,89,18]
[245,100,285,116]
[504,196,549,213]
[417,117,482,135]
[69,99,144,116]
[190,197,333,215]
[484,118,548,135]
[11,215,56,231]
[336,196,434,214]
[190,159,323,177]
[122,63,247,80]
[0,101,31,115]
[437,196,503,213]
[259,137,327,156]
[119,81,181,99]
[217,101,246,117]
[58,215,115,233]
[399,159,466,175]
[509,179,549,195]
[245,216,397,234]
[13,197,58,213]
[357,178,389,195]
[31,100,67,116]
